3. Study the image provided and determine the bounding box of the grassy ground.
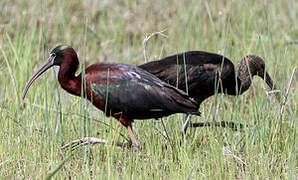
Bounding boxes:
[0,0,297,179]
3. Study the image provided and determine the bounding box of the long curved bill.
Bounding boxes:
[22,56,55,99]
[264,71,281,102]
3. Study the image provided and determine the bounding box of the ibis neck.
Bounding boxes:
[58,54,81,96]
[236,60,253,94]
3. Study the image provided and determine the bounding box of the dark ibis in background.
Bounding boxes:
[22,45,201,151]
[139,51,281,134]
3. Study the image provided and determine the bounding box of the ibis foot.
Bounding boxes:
[61,137,132,151]
[132,143,141,153]
[121,140,141,152]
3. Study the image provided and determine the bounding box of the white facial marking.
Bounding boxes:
[59,45,69,51]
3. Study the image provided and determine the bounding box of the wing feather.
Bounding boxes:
[139,51,236,98]
[86,63,199,119]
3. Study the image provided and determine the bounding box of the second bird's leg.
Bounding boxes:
[190,121,244,131]
[181,114,245,135]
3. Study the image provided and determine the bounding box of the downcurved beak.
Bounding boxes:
[263,71,281,102]
[22,56,55,99]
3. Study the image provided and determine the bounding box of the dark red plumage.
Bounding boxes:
[22,45,200,150]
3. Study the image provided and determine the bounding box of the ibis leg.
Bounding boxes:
[126,124,140,152]
[181,114,244,135]
[190,121,244,131]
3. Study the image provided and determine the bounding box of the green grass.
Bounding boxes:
[0,0,297,179]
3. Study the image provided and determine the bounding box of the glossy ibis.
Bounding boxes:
[139,51,280,134]
[22,45,201,151]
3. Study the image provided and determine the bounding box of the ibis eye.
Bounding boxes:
[49,53,56,58]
